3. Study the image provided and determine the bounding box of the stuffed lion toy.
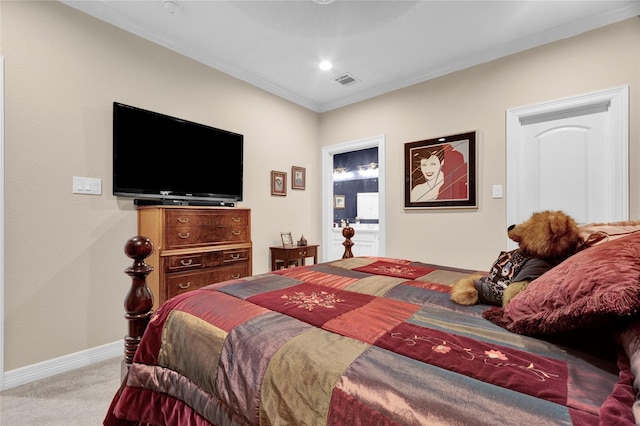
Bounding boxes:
[450,210,581,307]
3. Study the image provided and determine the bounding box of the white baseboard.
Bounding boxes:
[2,340,122,390]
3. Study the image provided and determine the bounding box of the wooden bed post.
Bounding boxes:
[122,236,154,370]
[342,226,355,258]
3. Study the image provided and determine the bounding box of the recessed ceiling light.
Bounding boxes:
[312,0,336,4]
[319,61,333,71]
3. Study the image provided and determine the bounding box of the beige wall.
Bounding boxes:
[1,1,320,370]
[1,1,638,373]
[321,17,640,269]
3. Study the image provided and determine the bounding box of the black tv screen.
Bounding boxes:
[113,102,243,205]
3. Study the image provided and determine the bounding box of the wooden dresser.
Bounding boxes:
[137,206,252,308]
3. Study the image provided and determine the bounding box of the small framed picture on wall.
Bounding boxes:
[292,166,306,190]
[271,171,287,196]
[334,195,345,209]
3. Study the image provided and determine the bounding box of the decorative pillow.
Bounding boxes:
[501,232,640,335]
[608,320,640,425]
[579,220,640,249]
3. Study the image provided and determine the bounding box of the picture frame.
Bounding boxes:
[404,130,477,209]
[334,195,345,209]
[271,170,287,196]
[280,232,294,247]
[291,166,306,190]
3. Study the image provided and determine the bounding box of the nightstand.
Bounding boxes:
[270,245,319,271]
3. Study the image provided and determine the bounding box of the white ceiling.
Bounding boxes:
[61,0,640,113]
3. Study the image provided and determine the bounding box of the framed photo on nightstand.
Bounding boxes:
[281,232,294,247]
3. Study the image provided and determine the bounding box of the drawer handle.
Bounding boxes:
[178,232,190,239]
[299,251,307,256]
[177,217,190,223]
[180,259,193,266]
[230,253,241,260]
[232,217,241,223]
[178,282,192,289]
[232,230,241,236]
[231,274,240,279]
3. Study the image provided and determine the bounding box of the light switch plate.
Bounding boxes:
[73,176,102,195]
[492,184,503,199]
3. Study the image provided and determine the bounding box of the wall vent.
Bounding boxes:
[334,73,360,86]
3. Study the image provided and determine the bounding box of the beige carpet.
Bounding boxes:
[0,357,122,425]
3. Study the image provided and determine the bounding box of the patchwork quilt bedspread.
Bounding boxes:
[105,257,634,425]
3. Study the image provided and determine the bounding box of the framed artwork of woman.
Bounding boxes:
[404,131,477,209]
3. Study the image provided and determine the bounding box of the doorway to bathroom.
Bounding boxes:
[321,135,386,261]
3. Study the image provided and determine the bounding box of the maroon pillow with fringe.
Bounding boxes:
[498,232,640,335]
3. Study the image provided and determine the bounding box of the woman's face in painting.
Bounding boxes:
[420,154,443,182]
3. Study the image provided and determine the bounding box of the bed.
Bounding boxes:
[105,224,640,425]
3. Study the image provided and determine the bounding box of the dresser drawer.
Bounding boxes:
[165,248,251,271]
[221,249,250,264]
[165,254,203,271]
[165,209,249,227]
[165,264,249,299]
[165,226,250,248]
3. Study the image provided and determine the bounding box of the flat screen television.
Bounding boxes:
[113,102,243,206]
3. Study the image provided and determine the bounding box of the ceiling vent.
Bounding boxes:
[334,73,360,87]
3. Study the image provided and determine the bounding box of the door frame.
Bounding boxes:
[0,57,5,390]
[506,86,628,248]
[321,135,386,261]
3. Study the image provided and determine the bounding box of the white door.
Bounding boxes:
[518,107,608,224]
[507,86,628,246]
